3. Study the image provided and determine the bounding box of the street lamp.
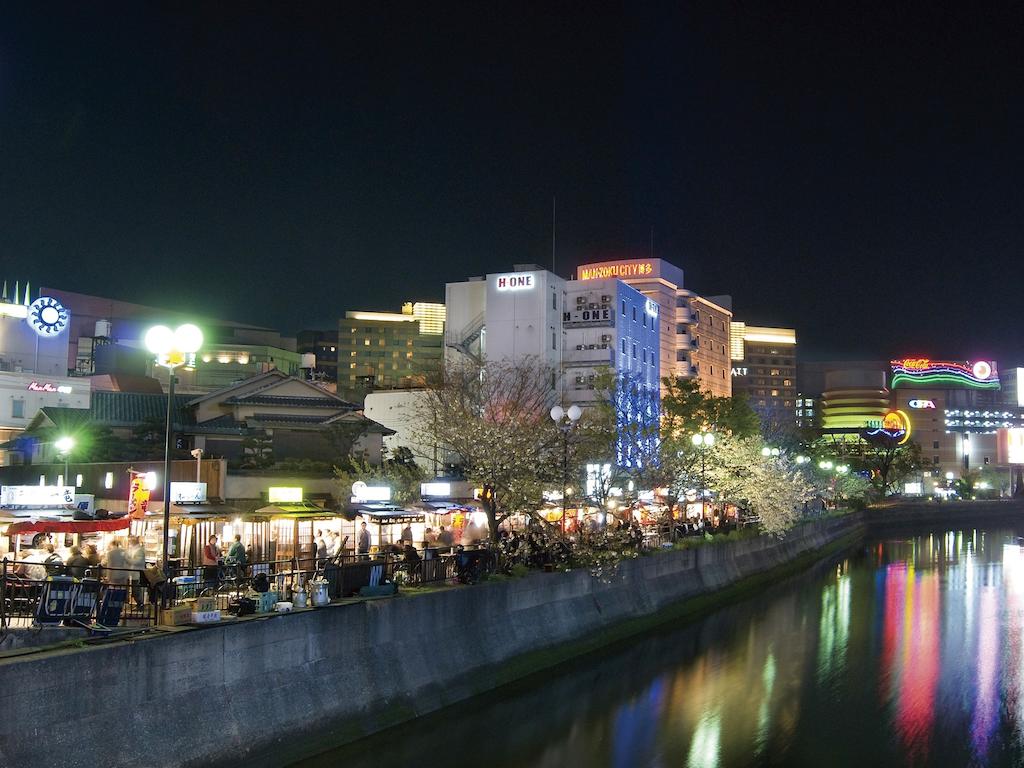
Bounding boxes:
[691,431,715,522]
[145,323,203,571]
[760,446,780,458]
[55,436,74,487]
[551,404,582,535]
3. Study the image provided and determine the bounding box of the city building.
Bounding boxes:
[0,284,90,465]
[39,286,297,378]
[445,265,661,468]
[337,301,446,399]
[296,329,340,382]
[562,277,660,404]
[729,324,797,417]
[574,258,732,397]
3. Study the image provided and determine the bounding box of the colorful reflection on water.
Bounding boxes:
[295,526,1024,768]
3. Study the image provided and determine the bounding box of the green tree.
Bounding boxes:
[413,358,561,541]
[660,378,761,439]
[240,432,274,469]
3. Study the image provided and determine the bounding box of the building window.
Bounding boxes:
[642,349,647,363]
[364,339,370,346]
[633,344,637,359]
[552,291,557,310]
[676,350,686,362]
[622,339,626,354]
[933,455,940,465]
[676,323,686,335]
[771,389,779,397]
[11,399,24,419]
[770,369,781,376]
[632,306,637,322]
[552,331,556,351]
[622,300,626,316]
[710,365,714,376]
[933,441,939,449]
[783,379,792,386]
[693,311,700,323]
[642,313,647,328]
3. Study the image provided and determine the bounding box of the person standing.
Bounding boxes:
[437,525,454,550]
[227,534,246,575]
[202,534,220,590]
[103,539,130,585]
[126,536,147,606]
[316,531,328,568]
[357,522,371,559]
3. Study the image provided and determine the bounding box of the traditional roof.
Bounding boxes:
[23,391,194,434]
[89,391,195,427]
[226,394,347,408]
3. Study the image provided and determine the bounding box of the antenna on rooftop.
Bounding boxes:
[551,195,556,274]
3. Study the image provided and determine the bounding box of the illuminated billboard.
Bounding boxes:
[890,359,1000,390]
[865,410,911,445]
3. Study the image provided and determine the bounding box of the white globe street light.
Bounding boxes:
[551,403,583,535]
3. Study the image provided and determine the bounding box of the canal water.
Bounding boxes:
[293,524,1024,768]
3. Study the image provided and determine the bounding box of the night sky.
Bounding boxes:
[2,3,1022,361]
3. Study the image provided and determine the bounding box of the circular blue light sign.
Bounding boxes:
[27,296,69,337]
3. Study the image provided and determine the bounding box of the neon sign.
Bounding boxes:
[908,399,935,409]
[644,299,659,318]
[27,381,72,394]
[495,273,535,291]
[578,262,654,280]
[890,359,999,390]
[865,409,911,445]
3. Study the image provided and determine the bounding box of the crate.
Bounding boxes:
[257,591,278,613]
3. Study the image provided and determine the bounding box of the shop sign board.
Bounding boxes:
[351,482,391,502]
[421,482,451,498]
[268,486,303,503]
[171,482,208,504]
[1,485,74,507]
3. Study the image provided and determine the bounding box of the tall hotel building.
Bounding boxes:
[729,323,798,417]
[574,259,732,397]
[444,265,658,408]
[336,301,446,396]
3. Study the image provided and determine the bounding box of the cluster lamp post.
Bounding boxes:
[145,323,203,571]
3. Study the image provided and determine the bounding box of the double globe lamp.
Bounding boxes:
[145,323,203,571]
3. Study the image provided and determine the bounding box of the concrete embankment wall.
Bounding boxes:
[0,515,863,768]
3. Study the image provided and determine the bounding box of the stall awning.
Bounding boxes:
[168,503,251,517]
[3,518,131,536]
[355,508,426,526]
[254,501,337,518]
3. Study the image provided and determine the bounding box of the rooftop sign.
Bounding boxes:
[578,262,655,280]
[891,359,999,390]
[495,273,535,291]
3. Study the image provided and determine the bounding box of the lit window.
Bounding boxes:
[364,339,370,346]
[350,363,356,369]
[771,389,779,397]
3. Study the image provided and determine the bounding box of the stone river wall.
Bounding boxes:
[1,513,869,768]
